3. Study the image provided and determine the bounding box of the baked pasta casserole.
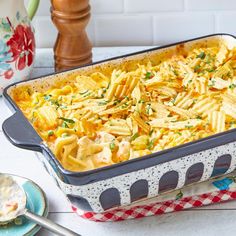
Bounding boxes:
[13,43,236,172]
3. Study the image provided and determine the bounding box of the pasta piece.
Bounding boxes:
[13,42,236,172]
[54,135,78,160]
[92,146,113,167]
[114,140,131,162]
[76,136,103,160]
[131,135,149,150]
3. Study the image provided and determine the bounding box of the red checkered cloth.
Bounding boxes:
[70,172,236,222]
[72,189,236,222]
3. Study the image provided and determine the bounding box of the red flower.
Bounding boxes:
[4,69,13,79]
[7,24,35,71]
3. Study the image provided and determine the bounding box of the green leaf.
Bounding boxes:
[1,19,11,32]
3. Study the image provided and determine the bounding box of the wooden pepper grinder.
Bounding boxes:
[50,0,92,71]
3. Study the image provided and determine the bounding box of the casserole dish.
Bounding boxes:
[3,34,236,213]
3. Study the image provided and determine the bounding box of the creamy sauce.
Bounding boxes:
[0,175,25,222]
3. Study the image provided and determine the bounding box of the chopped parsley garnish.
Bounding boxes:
[79,90,89,95]
[208,79,216,87]
[147,138,156,150]
[146,104,152,115]
[169,97,176,105]
[138,99,145,104]
[44,95,61,109]
[44,94,52,100]
[194,65,201,72]
[113,99,121,105]
[149,129,154,136]
[206,68,215,73]
[188,79,192,84]
[130,132,139,141]
[62,122,69,128]
[173,70,178,76]
[185,125,193,128]
[121,103,129,109]
[27,88,32,96]
[98,100,109,105]
[62,133,69,138]
[196,115,202,119]
[59,117,75,124]
[144,71,153,80]
[229,84,236,89]
[196,52,206,60]
[82,92,92,97]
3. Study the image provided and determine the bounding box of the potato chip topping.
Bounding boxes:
[14,43,236,171]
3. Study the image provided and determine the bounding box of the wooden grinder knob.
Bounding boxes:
[51,0,92,71]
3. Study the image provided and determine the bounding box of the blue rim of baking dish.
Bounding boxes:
[2,33,236,185]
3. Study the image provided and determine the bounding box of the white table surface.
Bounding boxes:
[1,47,236,236]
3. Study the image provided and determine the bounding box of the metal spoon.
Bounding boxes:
[0,174,80,236]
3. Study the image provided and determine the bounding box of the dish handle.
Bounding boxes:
[2,112,42,152]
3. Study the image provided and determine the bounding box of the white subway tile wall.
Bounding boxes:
[24,0,236,48]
